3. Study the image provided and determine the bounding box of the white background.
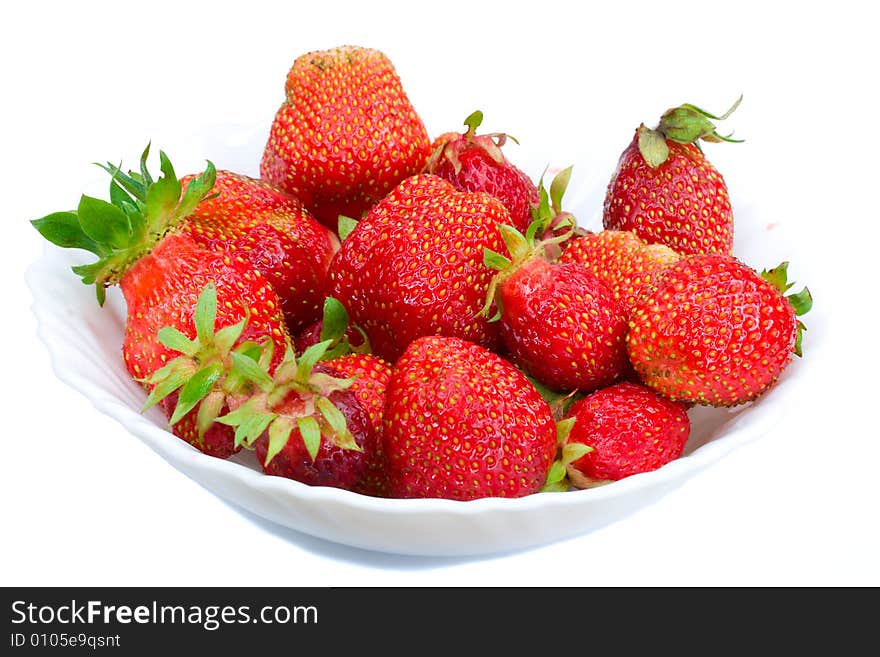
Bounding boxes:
[2,1,878,586]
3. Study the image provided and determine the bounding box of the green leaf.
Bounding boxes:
[544,461,567,488]
[195,391,225,438]
[562,441,593,466]
[214,315,249,356]
[99,161,146,201]
[108,177,135,209]
[319,297,350,343]
[145,168,182,229]
[556,417,577,445]
[483,247,512,271]
[463,110,483,133]
[95,284,106,306]
[498,223,530,261]
[142,359,194,411]
[549,166,572,214]
[788,286,812,317]
[760,262,792,293]
[169,362,223,425]
[194,284,217,346]
[157,326,198,356]
[638,126,670,168]
[76,194,131,249]
[215,399,276,448]
[337,215,359,241]
[296,416,322,461]
[265,417,295,465]
[296,340,333,384]
[31,212,102,255]
[139,143,154,187]
[230,352,275,393]
[316,397,361,452]
[176,161,216,219]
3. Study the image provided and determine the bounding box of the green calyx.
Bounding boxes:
[314,297,372,360]
[542,418,593,493]
[31,144,216,305]
[637,95,744,168]
[479,167,579,321]
[141,284,270,437]
[426,110,519,175]
[760,262,813,357]
[215,335,361,465]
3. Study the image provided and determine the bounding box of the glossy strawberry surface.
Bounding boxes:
[559,229,681,316]
[563,382,691,486]
[603,132,733,256]
[627,254,799,406]
[498,258,629,393]
[329,174,508,362]
[260,45,431,228]
[181,170,339,332]
[383,336,557,500]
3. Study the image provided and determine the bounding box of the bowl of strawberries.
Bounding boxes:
[27,45,812,556]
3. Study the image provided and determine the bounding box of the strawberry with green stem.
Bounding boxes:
[31,147,291,457]
[603,97,742,256]
[627,255,812,406]
[426,110,539,233]
[481,171,629,394]
[216,338,382,494]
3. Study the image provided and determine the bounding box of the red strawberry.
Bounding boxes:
[323,353,393,496]
[180,170,339,332]
[603,98,742,256]
[425,110,538,233]
[561,382,691,488]
[483,222,629,393]
[558,229,681,316]
[627,255,812,406]
[218,342,379,494]
[31,148,291,458]
[260,45,432,228]
[383,336,558,500]
[329,174,510,362]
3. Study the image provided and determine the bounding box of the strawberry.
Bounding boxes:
[627,255,812,406]
[383,336,558,500]
[603,97,742,256]
[558,229,681,316]
[561,382,691,488]
[322,353,393,496]
[425,110,538,233]
[180,170,339,332]
[31,147,291,458]
[329,174,510,362]
[217,341,379,494]
[260,45,432,229]
[483,219,629,393]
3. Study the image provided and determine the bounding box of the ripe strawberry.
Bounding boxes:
[31,148,291,458]
[260,45,432,228]
[180,170,339,332]
[627,255,812,406]
[383,336,558,500]
[323,353,393,496]
[561,382,691,488]
[558,229,681,316]
[218,341,380,494]
[329,174,510,362]
[603,98,742,256]
[425,110,538,233]
[483,221,629,393]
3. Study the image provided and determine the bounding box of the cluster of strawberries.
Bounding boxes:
[33,45,811,501]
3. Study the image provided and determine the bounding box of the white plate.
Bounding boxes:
[25,135,808,557]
